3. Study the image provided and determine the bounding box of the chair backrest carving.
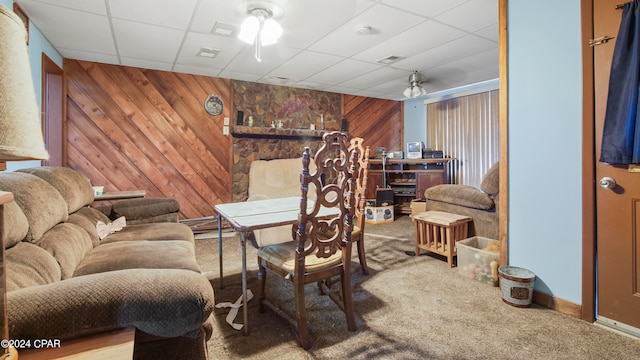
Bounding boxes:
[347,138,370,227]
[296,132,358,259]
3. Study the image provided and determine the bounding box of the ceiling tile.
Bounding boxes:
[305,59,381,85]
[108,0,198,30]
[58,49,119,65]
[474,23,499,42]
[175,31,245,68]
[189,0,243,33]
[267,51,344,82]
[396,34,497,71]
[18,1,115,54]
[222,45,301,77]
[308,3,425,57]
[338,66,408,90]
[435,0,498,32]
[21,0,107,14]
[173,64,222,77]
[380,0,470,17]
[353,19,466,64]
[119,57,174,72]
[112,19,185,62]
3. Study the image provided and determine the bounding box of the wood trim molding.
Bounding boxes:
[533,290,582,319]
[498,0,509,266]
[580,0,596,323]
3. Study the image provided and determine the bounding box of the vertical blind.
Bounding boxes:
[426,90,500,187]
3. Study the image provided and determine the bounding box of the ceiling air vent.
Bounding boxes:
[197,47,220,58]
[377,55,404,65]
[211,22,236,37]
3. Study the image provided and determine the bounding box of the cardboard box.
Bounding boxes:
[457,236,500,286]
[364,205,394,224]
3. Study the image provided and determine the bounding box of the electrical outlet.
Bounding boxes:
[223,117,229,125]
[223,125,229,135]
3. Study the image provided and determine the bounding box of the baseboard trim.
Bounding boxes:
[532,290,582,318]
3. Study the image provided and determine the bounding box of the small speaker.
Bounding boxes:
[341,118,348,132]
[236,111,244,125]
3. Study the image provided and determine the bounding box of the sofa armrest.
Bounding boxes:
[8,268,214,341]
[102,198,180,223]
[424,184,495,210]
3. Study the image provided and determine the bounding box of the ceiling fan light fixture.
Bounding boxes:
[403,71,427,98]
[238,7,282,62]
[238,15,260,44]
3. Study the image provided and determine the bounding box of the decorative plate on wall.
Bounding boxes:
[204,94,224,116]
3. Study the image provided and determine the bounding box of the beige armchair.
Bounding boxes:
[247,157,316,247]
[412,161,499,239]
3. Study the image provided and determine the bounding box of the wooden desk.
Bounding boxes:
[18,328,135,360]
[94,190,146,201]
[214,197,338,336]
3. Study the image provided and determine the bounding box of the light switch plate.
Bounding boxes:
[223,117,229,125]
[223,125,229,135]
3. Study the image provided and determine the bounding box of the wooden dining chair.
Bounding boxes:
[347,137,370,275]
[256,131,359,349]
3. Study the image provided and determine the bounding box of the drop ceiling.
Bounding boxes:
[15,0,499,101]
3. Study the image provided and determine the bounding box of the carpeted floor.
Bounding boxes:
[194,215,640,359]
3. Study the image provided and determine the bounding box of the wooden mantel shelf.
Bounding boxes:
[231,126,328,140]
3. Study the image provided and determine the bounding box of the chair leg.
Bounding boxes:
[356,237,369,275]
[338,247,357,329]
[341,264,357,331]
[294,279,312,349]
[257,256,267,313]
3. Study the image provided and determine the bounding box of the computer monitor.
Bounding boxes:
[406,141,423,159]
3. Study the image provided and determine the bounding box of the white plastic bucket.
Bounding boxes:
[498,266,536,307]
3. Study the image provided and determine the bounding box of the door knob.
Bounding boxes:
[599,177,616,190]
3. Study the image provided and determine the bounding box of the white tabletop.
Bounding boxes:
[215,197,340,232]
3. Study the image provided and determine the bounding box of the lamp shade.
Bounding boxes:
[238,15,260,44]
[260,18,282,46]
[0,5,49,161]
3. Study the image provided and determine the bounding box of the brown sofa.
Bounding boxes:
[412,162,499,239]
[0,166,214,360]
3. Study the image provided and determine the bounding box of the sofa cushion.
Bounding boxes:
[480,162,500,196]
[73,240,201,277]
[0,172,68,242]
[3,200,29,249]
[100,222,194,244]
[37,223,94,280]
[7,268,214,340]
[5,242,62,292]
[425,184,495,210]
[66,207,112,247]
[17,166,94,213]
[110,198,179,221]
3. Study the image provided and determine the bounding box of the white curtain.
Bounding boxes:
[426,90,499,187]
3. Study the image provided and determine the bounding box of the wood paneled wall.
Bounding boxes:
[342,94,403,153]
[65,60,232,219]
[64,60,401,220]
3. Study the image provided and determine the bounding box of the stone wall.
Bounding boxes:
[231,131,325,202]
[232,80,342,130]
[230,81,343,202]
